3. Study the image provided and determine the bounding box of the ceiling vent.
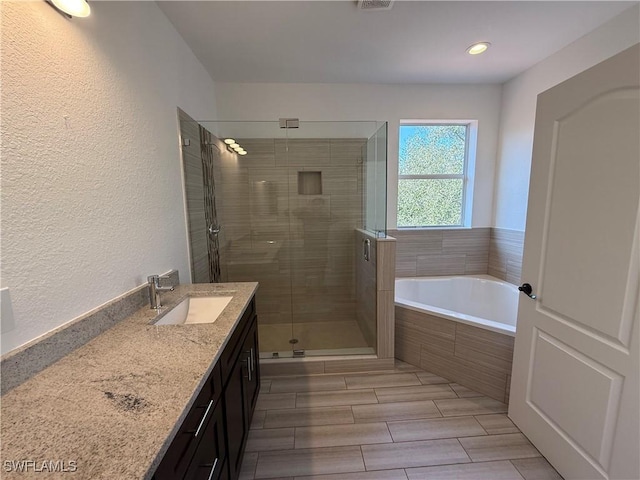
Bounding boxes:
[357,0,394,11]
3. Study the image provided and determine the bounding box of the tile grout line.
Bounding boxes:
[454,437,474,464]
[384,420,395,443]
[432,397,445,418]
[252,451,259,480]
[358,445,367,472]
[508,459,530,480]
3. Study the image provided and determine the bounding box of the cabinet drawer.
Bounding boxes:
[155,363,221,480]
[219,298,255,384]
[185,401,226,480]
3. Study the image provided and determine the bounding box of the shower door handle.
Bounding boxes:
[208,224,221,237]
[363,239,371,261]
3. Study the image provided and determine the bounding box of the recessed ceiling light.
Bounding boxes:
[224,138,236,145]
[466,42,490,55]
[49,0,90,17]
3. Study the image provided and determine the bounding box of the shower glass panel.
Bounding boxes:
[364,122,388,237]
[190,120,387,358]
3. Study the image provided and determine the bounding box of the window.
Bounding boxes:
[397,122,475,227]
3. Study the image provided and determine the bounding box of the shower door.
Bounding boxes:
[195,120,387,358]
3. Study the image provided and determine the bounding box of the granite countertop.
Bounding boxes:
[0,282,258,479]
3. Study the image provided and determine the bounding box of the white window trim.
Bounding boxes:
[397,119,478,229]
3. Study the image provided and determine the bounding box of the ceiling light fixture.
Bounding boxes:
[47,0,91,18]
[224,138,236,145]
[466,42,490,55]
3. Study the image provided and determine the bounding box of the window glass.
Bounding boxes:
[397,123,470,228]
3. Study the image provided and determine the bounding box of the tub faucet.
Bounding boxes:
[148,274,174,310]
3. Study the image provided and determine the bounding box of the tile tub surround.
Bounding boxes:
[488,228,525,285]
[389,228,490,278]
[389,227,525,286]
[395,306,515,403]
[0,270,179,394]
[238,360,562,480]
[0,281,258,479]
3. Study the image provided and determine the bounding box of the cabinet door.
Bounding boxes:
[243,317,260,428]
[186,401,226,480]
[224,350,251,480]
[154,376,215,480]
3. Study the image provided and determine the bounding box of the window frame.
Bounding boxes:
[397,120,477,229]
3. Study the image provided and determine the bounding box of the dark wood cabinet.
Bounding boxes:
[154,296,259,480]
[184,400,226,480]
[225,315,259,480]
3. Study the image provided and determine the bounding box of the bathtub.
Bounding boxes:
[395,275,519,336]
[394,275,518,402]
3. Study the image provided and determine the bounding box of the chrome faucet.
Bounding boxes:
[148,275,174,309]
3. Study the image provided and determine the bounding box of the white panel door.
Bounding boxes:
[509,44,639,480]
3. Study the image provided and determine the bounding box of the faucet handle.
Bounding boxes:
[147,275,160,285]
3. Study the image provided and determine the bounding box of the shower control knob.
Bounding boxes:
[518,283,537,300]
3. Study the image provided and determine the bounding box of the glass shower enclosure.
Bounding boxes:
[178,117,387,358]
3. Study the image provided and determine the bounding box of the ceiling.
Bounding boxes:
[158,1,637,84]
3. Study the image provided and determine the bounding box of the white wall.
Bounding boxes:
[0,2,217,354]
[214,82,503,229]
[493,5,640,231]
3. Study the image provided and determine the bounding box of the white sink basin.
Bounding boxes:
[154,296,233,326]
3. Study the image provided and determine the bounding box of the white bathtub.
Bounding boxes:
[395,275,519,336]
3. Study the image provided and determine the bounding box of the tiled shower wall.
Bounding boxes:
[355,230,397,357]
[215,138,366,327]
[389,227,524,285]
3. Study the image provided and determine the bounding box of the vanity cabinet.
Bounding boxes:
[154,297,259,480]
[225,317,260,480]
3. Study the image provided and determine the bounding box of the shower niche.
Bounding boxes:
[177,116,388,359]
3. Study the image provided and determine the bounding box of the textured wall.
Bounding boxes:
[1,2,217,354]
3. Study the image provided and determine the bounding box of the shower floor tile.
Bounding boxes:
[258,320,370,353]
[239,360,564,480]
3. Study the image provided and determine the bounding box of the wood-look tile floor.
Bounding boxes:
[240,360,563,480]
